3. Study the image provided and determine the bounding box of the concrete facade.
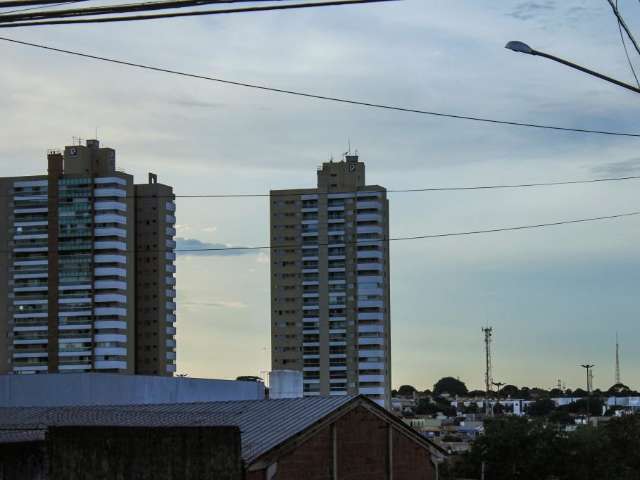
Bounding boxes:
[270,154,391,408]
[0,140,176,376]
[0,373,265,407]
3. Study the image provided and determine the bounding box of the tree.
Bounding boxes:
[549,388,563,397]
[433,377,468,397]
[608,383,631,395]
[500,384,519,398]
[397,385,417,397]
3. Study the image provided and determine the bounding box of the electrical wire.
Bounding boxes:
[606,0,640,57]
[0,0,396,25]
[5,174,640,199]
[7,210,640,254]
[0,0,89,7]
[0,37,638,138]
[615,0,640,88]
[0,0,322,22]
[1,1,83,14]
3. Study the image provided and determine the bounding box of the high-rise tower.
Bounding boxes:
[270,153,391,407]
[0,140,176,375]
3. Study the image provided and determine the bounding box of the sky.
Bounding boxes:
[1,0,639,391]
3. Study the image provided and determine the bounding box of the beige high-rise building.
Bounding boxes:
[270,154,391,408]
[0,140,176,376]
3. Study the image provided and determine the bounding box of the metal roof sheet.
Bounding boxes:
[0,395,356,462]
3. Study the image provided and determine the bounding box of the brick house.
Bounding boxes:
[0,395,446,480]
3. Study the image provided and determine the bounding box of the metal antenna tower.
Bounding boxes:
[482,327,493,415]
[615,332,621,385]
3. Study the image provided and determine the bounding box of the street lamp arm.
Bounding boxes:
[534,50,640,95]
[505,41,640,95]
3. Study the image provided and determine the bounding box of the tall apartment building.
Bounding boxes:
[270,154,391,408]
[0,140,176,376]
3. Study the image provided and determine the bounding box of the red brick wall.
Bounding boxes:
[250,406,434,480]
[392,429,433,480]
[336,407,388,480]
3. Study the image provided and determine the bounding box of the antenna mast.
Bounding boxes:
[482,327,493,415]
[615,333,621,385]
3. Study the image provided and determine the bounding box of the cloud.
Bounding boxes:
[202,226,218,233]
[591,158,640,176]
[180,300,248,309]
[508,1,556,20]
[176,237,259,256]
[169,97,227,109]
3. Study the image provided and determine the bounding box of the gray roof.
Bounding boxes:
[0,395,355,463]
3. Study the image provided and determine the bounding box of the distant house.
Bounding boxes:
[0,395,447,480]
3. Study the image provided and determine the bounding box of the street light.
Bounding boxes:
[580,364,595,424]
[505,41,640,94]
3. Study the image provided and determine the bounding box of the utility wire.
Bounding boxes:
[6,174,640,199]
[0,0,307,22]
[0,0,397,25]
[606,0,640,57]
[0,37,638,138]
[0,0,89,7]
[8,210,640,254]
[615,0,640,88]
[1,1,83,14]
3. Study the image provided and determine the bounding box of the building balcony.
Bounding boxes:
[95,333,127,343]
[95,320,127,330]
[95,213,127,225]
[13,365,48,372]
[94,201,126,212]
[95,360,127,370]
[94,280,127,290]
[95,307,127,317]
[95,227,127,238]
[94,294,126,304]
[359,387,385,396]
[94,241,127,251]
[95,177,128,186]
[94,267,127,278]
[94,254,127,264]
[358,337,384,346]
[358,362,385,370]
[95,347,127,356]
[94,188,126,198]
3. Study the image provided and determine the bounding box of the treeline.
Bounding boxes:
[394,378,639,399]
[444,414,640,480]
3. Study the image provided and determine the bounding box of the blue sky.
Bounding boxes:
[1,0,639,390]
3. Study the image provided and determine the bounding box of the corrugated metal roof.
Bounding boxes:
[0,396,356,462]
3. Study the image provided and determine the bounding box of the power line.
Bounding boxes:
[1,1,83,14]
[0,0,338,22]
[0,36,639,138]
[9,209,636,255]
[606,0,640,57]
[615,0,640,88]
[0,0,396,26]
[5,174,640,199]
[175,209,640,251]
[0,0,89,7]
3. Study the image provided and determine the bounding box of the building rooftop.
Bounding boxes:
[0,395,355,463]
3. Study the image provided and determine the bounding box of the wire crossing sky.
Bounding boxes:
[1,36,639,137]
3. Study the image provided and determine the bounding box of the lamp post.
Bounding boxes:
[505,41,640,95]
[492,382,505,415]
[580,364,595,424]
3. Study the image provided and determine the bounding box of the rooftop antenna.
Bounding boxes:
[482,326,493,416]
[348,138,351,154]
[615,332,621,385]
